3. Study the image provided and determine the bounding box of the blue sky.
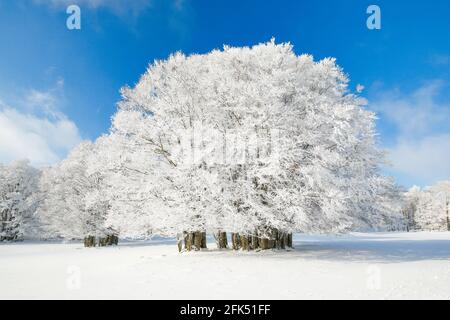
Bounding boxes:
[0,0,449,187]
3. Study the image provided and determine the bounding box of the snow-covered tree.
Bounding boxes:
[104,40,402,250]
[0,41,406,250]
[403,186,421,231]
[366,177,405,231]
[432,182,450,231]
[38,142,117,246]
[85,132,171,240]
[405,182,450,231]
[0,160,41,241]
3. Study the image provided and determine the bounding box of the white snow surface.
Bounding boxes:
[1,232,450,300]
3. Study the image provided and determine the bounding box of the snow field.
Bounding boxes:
[1,232,450,300]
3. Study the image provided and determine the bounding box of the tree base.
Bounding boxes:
[0,236,21,242]
[215,231,228,249]
[230,229,294,251]
[179,231,207,252]
[176,230,293,252]
[84,235,119,248]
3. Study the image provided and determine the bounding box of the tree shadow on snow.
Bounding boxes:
[116,233,450,263]
[288,238,450,264]
[164,234,450,264]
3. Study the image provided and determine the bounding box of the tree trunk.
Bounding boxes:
[201,232,207,249]
[177,233,184,252]
[215,231,228,249]
[193,231,203,251]
[179,231,207,252]
[260,237,270,250]
[240,235,251,251]
[251,232,259,250]
[287,233,293,249]
[254,227,271,250]
[106,235,115,246]
[268,228,278,249]
[277,231,286,249]
[175,229,293,252]
[267,238,275,249]
[274,229,281,249]
[185,232,194,251]
[96,235,119,247]
[84,236,96,248]
[220,231,228,249]
[231,233,241,250]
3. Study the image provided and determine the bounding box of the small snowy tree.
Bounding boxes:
[412,182,450,231]
[403,182,450,231]
[85,132,171,240]
[38,142,116,246]
[0,160,41,241]
[403,186,422,231]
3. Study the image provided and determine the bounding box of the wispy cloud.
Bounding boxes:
[25,78,65,118]
[33,0,153,16]
[388,134,450,186]
[32,0,192,38]
[429,54,450,66]
[173,0,185,11]
[0,80,82,167]
[371,80,450,137]
[369,80,450,186]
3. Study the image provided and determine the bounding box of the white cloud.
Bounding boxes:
[371,81,450,137]
[0,107,81,166]
[388,135,450,185]
[370,80,450,186]
[0,82,82,167]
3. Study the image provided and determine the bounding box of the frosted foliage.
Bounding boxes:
[38,141,113,239]
[0,161,41,240]
[404,182,450,231]
[2,41,404,240]
[99,40,402,238]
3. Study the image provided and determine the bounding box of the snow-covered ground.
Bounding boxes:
[1,232,450,300]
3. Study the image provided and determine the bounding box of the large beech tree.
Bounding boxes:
[0,41,404,249]
[99,40,402,250]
